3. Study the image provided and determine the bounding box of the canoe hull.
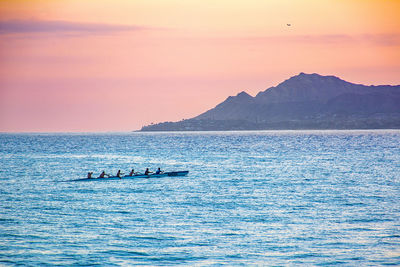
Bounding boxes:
[70,171,189,182]
[165,171,189,177]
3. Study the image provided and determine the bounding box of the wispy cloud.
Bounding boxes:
[239,34,400,46]
[359,34,400,46]
[0,19,150,35]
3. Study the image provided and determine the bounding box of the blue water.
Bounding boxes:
[1,130,399,266]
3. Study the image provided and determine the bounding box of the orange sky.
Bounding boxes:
[0,0,399,132]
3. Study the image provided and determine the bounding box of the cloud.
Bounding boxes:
[292,34,400,46]
[239,34,400,46]
[359,34,400,46]
[0,19,150,35]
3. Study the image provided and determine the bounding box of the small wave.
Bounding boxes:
[342,202,366,207]
[346,218,393,224]
[226,254,244,259]
[385,235,400,238]
[0,259,17,265]
[0,233,47,240]
[0,218,15,223]
[290,253,325,259]
[128,235,178,242]
[315,260,347,266]
[146,255,208,263]
[184,242,210,247]
[344,256,365,261]
[100,249,149,257]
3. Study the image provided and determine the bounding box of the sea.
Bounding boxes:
[0,130,399,266]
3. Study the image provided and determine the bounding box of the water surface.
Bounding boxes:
[0,130,399,265]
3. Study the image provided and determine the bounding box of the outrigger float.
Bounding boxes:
[70,171,189,182]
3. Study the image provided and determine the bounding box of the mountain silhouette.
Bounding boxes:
[141,73,400,131]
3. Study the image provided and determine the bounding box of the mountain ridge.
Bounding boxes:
[140,73,400,131]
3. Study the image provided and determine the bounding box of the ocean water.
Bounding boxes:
[0,130,399,266]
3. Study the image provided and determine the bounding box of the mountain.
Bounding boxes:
[140,73,400,131]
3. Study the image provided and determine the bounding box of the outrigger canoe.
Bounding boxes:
[70,171,189,182]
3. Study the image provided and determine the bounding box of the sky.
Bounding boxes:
[0,0,399,132]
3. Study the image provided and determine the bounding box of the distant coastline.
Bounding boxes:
[140,73,400,131]
[139,118,400,132]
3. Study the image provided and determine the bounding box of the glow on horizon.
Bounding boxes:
[0,0,399,132]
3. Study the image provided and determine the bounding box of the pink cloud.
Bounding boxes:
[221,34,400,46]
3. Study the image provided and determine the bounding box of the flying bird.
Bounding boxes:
[287,24,291,26]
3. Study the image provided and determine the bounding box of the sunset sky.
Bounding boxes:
[0,0,399,132]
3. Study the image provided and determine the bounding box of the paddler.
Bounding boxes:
[99,171,106,178]
[116,170,122,178]
[129,169,135,176]
[144,168,152,176]
[87,172,93,178]
[155,167,163,174]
